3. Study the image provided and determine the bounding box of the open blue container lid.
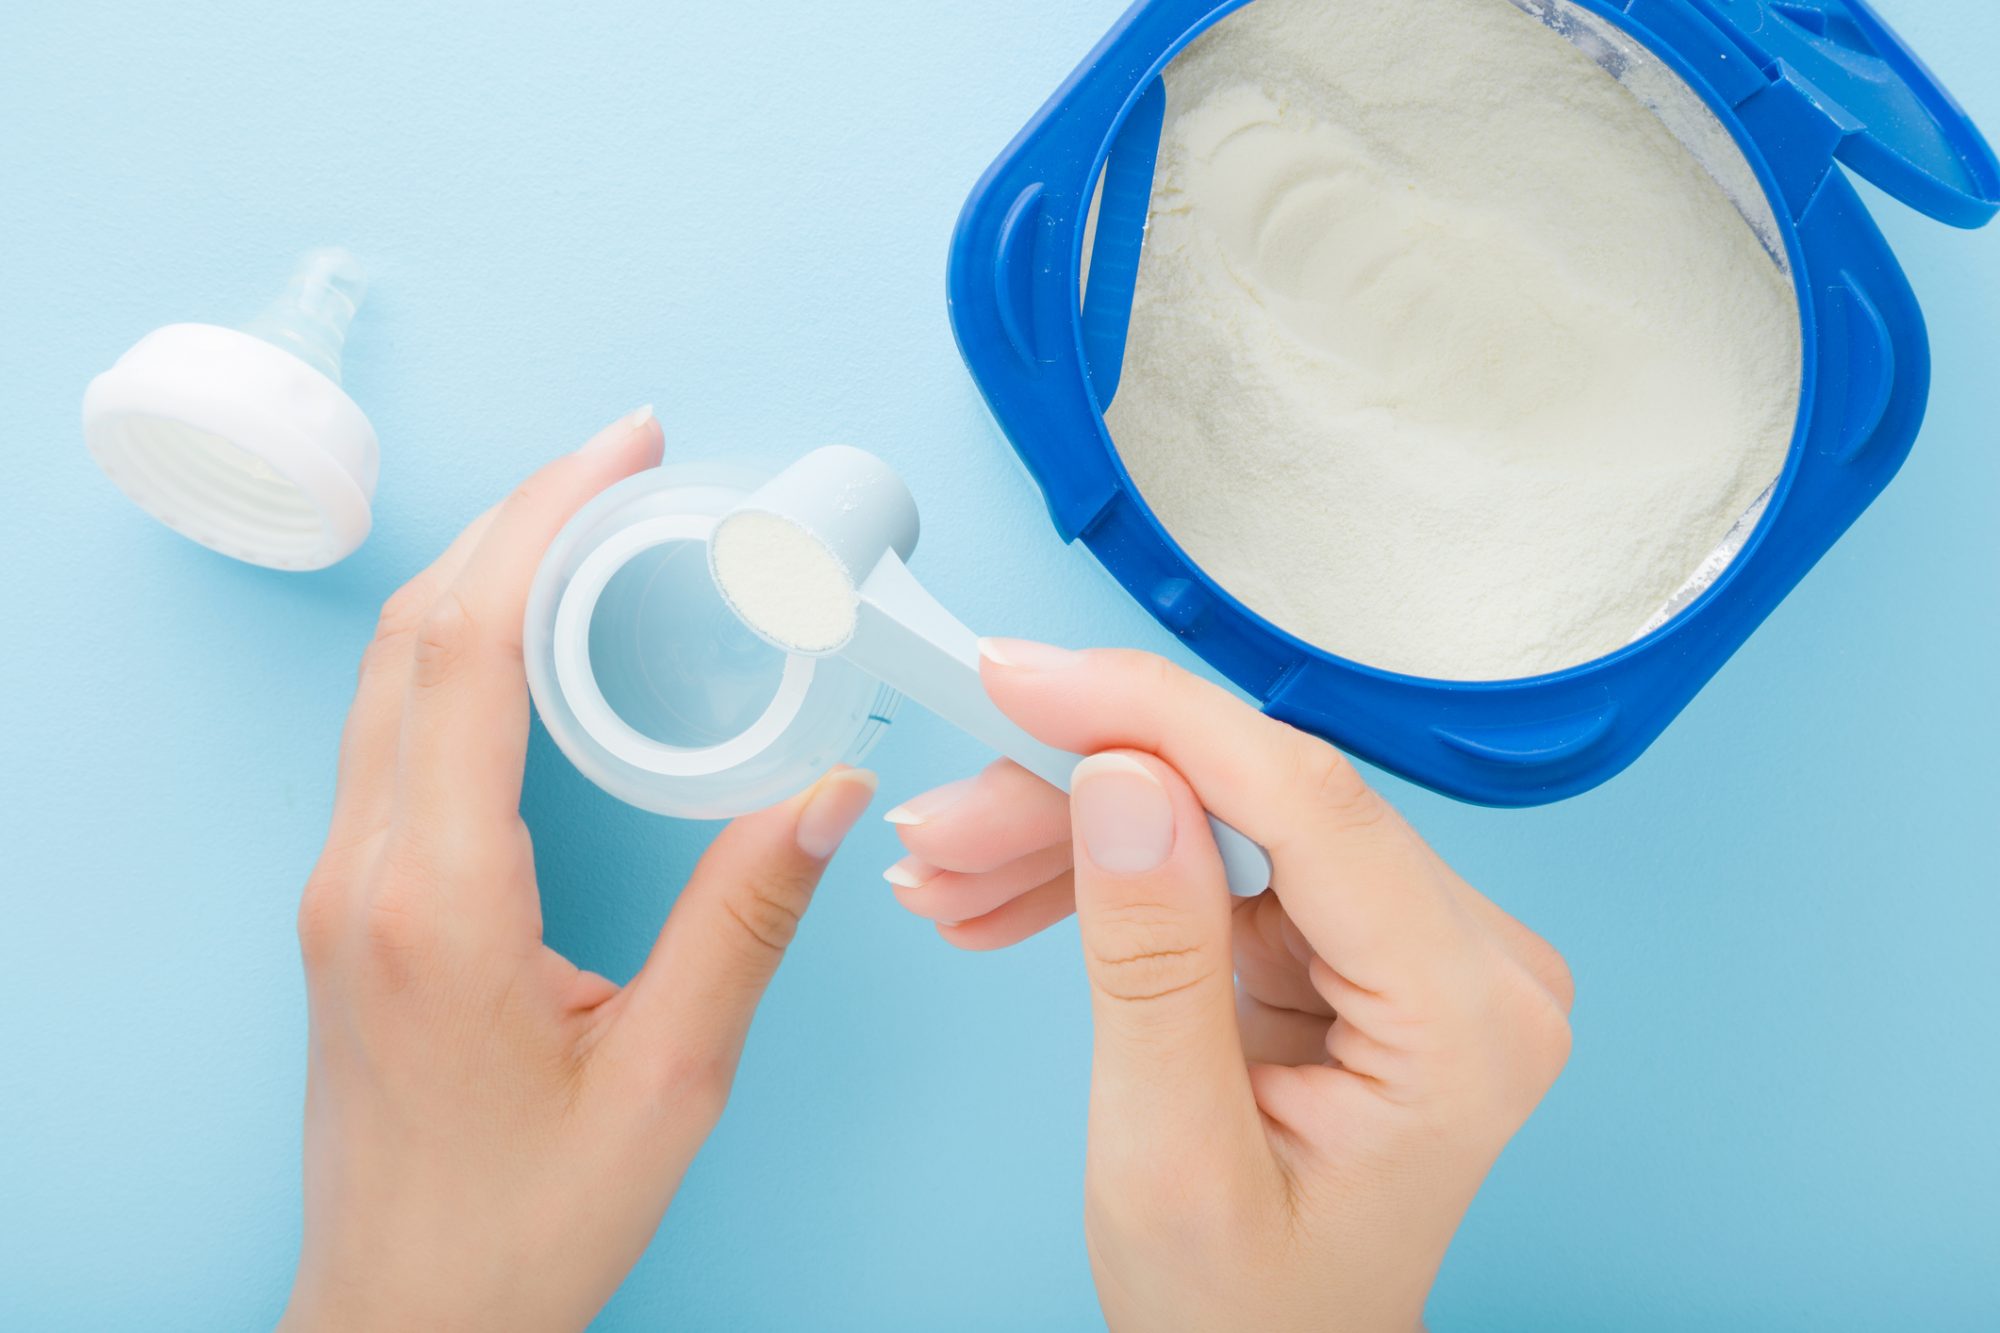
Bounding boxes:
[1702,0,2000,226]
[947,0,1996,806]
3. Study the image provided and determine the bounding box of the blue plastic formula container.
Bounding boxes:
[948,0,1998,806]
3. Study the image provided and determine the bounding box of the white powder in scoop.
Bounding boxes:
[1104,0,1803,681]
[710,511,858,652]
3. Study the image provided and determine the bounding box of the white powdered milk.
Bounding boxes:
[1104,0,1803,681]
[711,511,858,652]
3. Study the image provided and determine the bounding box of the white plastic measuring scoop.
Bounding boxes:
[708,445,1272,897]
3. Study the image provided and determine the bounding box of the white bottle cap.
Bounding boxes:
[81,248,379,571]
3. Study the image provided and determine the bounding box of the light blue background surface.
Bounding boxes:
[3,2,1996,1328]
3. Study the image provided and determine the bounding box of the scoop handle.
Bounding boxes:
[848,556,1271,897]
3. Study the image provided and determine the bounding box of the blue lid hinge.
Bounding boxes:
[1733,66,1856,220]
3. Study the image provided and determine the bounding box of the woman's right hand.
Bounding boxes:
[884,642,1574,1331]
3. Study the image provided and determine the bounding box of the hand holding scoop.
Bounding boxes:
[707,445,1272,897]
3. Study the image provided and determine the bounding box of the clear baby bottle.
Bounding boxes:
[524,463,899,820]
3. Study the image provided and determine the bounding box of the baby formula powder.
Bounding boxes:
[1104,0,1803,681]
[711,511,859,652]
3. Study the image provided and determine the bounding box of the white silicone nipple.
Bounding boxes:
[82,248,380,570]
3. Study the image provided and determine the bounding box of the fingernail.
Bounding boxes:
[797,769,878,859]
[883,776,976,827]
[577,403,657,456]
[978,637,1081,670]
[883,856,939,890]
[1071,753,1174,875]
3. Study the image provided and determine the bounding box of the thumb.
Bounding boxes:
[1071,752,1260,1158]
[608,768,878,1101]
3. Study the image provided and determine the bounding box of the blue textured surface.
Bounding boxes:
[1,2,1995,1328]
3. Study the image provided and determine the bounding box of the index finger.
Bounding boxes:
[391,407,664,843]
[976,639,1467,993]
[325,504,498,852]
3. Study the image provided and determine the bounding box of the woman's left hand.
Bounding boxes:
[282,409,878,1332]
